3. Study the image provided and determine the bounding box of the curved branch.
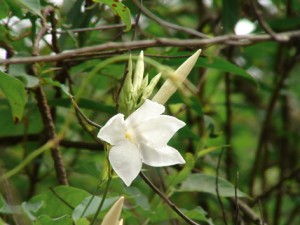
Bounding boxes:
[132,0,208,38]
[140,172,201,225]
[1,30,300,65]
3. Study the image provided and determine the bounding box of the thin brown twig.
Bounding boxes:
[55,23,134,34]
[250,0,288,42]
[132,0,208,38]
[224,46,234,181]
[140,172,201,225]
[0,135,102,150]
[234,172,240,225]
[1,30,299,65]
[248,46,300,195]
[216,148,228,225]
[229,198,265,225]
[252,166,300,205]
[70,97,102,129]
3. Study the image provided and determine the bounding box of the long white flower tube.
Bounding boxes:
[101,196,124,225]
[152,49,201,104]
[98,99,186,186]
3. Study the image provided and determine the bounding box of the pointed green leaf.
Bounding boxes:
[10,0,42,17]
[197,57,255,83]
[4,0,23,17]
[93,0,132,32]
[0,0,10,19]
[168,153,195,187]
[178,174,249,198]
[0,71,27,123]
[222,0,239,33]
[72,196,117,221]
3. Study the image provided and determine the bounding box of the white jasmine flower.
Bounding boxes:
[101,196,124,225]
[98,99,186,186]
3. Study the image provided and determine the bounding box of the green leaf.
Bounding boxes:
[168,153,195,187]
[93,0,132,32]
[0,217,9,225]
[22,201,43,220]
[48,98,117,114]
[72,196,117,221]
[0,0,10,19]
[178,174,249,198]
[29,186,90,218]
[4,0,23,17]
[11,0,42,17]
[0,195,19,214]
[75,218,90,225]
[33,215,73,225]
[197,145,228,158]
[0,71,27,123]
[163,52,255,84]
[15,74,39,88]
[0,24,8,40]
[183,207,214,225]
[197,56,255,83]
[42,78,72,97]
[222,0,239,33]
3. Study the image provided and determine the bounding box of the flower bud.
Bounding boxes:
[132,51,144,94]
[101,196,124,225]
[152,49,201,105]
[140,73,161,103]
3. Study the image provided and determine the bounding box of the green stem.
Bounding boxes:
[80,178,105,219]
[0,139,56,181]
[90,175,112,225]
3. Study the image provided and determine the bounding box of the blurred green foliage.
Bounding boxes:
[0,0,300,224]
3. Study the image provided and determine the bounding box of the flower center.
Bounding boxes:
[125,131,133,141]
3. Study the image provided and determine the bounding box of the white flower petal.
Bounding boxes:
[109,141,142,186]
[140,144,186,167]
[126,99,165,126]
[134,115,185,147]
[97,114,126,145]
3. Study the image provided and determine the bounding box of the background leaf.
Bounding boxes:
[93,0,132,31]
[29,186,90,218]
[14,0,41,16]
[196,56,255,83]
[0,71,27,123]
[178,174,249,198]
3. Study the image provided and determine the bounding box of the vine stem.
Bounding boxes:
[91,175,112,225]
[216,148,228,225]
[140,172,201,225]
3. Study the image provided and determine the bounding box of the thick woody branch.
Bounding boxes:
[0,134,102,151]
[1,30,300,65]
[30,7,68,185]
[33,87,68,185]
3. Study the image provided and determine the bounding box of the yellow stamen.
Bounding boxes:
[125,132,132,141]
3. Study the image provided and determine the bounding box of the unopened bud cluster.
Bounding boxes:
[120,51,161,115]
